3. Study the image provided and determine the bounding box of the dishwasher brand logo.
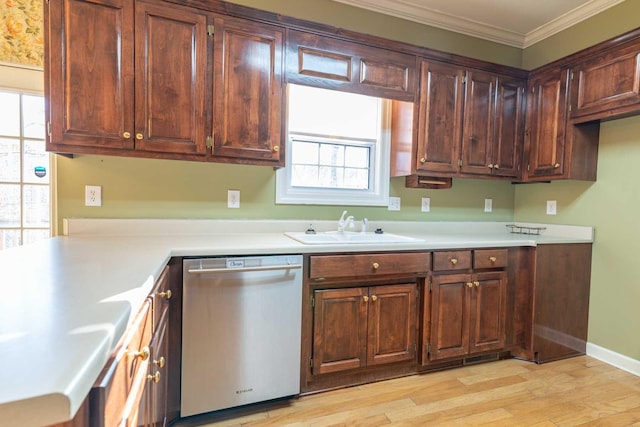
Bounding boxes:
[235,388,253,395]
[226,259,245,268]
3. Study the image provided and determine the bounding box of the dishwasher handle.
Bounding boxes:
[187,264,302,275]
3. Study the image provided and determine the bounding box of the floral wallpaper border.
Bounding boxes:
[1,0,44,67]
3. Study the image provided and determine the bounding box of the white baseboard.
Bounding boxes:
[587,342,640,377]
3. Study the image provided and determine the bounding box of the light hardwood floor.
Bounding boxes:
[177,356,640,426]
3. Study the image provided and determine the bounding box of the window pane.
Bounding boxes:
[291,165,319,187]
[23,229,50,245]
[23,185,50,227]
[319,144,344,167]
[23,140,50,184]
[345,146,369,168]
[22,95,46,139]
[288,85,380,139]
[0,139,20,182]
[0,184,21,227]
[344,168,369,189]
[0,229,21,250]
[291,141,318,164]
[319,166,344,188]
[0,92,20,137]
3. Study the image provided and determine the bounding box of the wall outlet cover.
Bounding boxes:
[85,185,102,207]
[228,190,240,208]
[546,200,557,215]
[388,196,401,211]
[484,198,493,213]
[421,197,430,213]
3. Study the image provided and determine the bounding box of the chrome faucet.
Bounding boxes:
[337,210,355,232]
[361,218,368,233]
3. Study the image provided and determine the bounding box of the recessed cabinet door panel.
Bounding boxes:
[48,0,134,149]
[470,272,506,354]
[367,284,416,366]
[312,288,368,375]
[493,77,525,178]
[460,70,494,176]
[416,60,464,174]
[213,16,283,163]
[525,70,569,179]
[429,274,470,361]
[134,1,207,155]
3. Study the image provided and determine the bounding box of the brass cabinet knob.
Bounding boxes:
[132,346,150,361]
[420,157,426,163]
[147,371,161,384]
[489,256,497,263]
[488,164,494,169]
[372,262,380,270]
[158,290,172,300]
[554,163,560,168]
[135,133,143,140]
[154,356,165,368]
[123,132,131,139]
[474,281,480,287]
[272,145,280,152]
[363,295,369,302]
[494,165,499,169]
[466,282,473,288]
[371,295,378,302]
[450,258,458,265]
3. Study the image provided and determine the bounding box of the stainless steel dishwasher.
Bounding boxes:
[181,255,303,417]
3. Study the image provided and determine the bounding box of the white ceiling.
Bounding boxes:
[332,0,626,48]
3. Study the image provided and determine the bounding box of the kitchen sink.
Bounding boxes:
[284,231,425,245]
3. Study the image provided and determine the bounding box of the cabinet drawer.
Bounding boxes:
[90,300,153,427]
[474,249,508,269]
[432,251,472,271]
[309,252,430,279]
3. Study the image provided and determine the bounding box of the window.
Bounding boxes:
[276,84,390,206]
[0,90,50,250]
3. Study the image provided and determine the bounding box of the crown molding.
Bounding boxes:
[333,0,625,49]
[523,0,626,47]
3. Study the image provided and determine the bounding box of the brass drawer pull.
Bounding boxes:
[122,131,131,139]
[363,295,369,302]
[450,258,458,265]
[135,133,143,140]
[466,282,473,288]
[372,262,380,270]
[474,281,480,287]
[489,256,497,263]
[371,295,377,302]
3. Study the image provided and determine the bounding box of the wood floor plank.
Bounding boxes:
[176,356,640,427]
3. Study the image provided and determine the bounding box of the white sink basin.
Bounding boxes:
[284,231,425,245]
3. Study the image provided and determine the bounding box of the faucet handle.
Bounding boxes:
[361,218,368,233]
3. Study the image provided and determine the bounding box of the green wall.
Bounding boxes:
[518,0,640,361]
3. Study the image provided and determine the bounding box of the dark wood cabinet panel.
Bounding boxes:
[432,250,472,272]
[415,60,465,174]
[460,71,494,175]
[309,252,430,280]
[367,284,417,366]
[492,76,525,178]
[570,44,640,121]
[47,0,135,150]
[211,16,284,164]
[312,287,369,375]
[469,272,506,354]
[134,1,208,155]
[286,30,417,101]
[524,69,570,179]
[148,309,169,427]
[429,274,470,361]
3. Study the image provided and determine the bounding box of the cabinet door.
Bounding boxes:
[415,60,464,174]
[47,0,134,150]
[148,310,169,427]
[469,272,506,354]
[460,70,495,176]
[312,288,368,375]
[134,1,207,155]
[492,76,525,178]
[367,284,416,366]
[429,274,470,361]
[212,16,284,164]
[525,69,570,179]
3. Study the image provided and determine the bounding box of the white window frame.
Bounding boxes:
[276,93,391,206]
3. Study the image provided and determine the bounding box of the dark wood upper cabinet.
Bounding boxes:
[415,60,465,175]
[211,16,284,164]
[134,1,208,155]
[47,0,207,155]
[286,30,417,101]
[492,76,526,178]
[569,43,640,122]
[47,0,135,150]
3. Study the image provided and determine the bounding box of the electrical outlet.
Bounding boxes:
[85,185,102,207]
[388,196,401,211]
[484,198,493,213]
[421,197,431,213]
[228,190,240,208]
[546,200,557,215]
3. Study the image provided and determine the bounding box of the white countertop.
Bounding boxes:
[0,219,593,427]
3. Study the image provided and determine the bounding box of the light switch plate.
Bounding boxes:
[421,197,430,212]
[546,200,557,215]
[388,196,401,211]
[484,198,493,213]
[228,190,240,208]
